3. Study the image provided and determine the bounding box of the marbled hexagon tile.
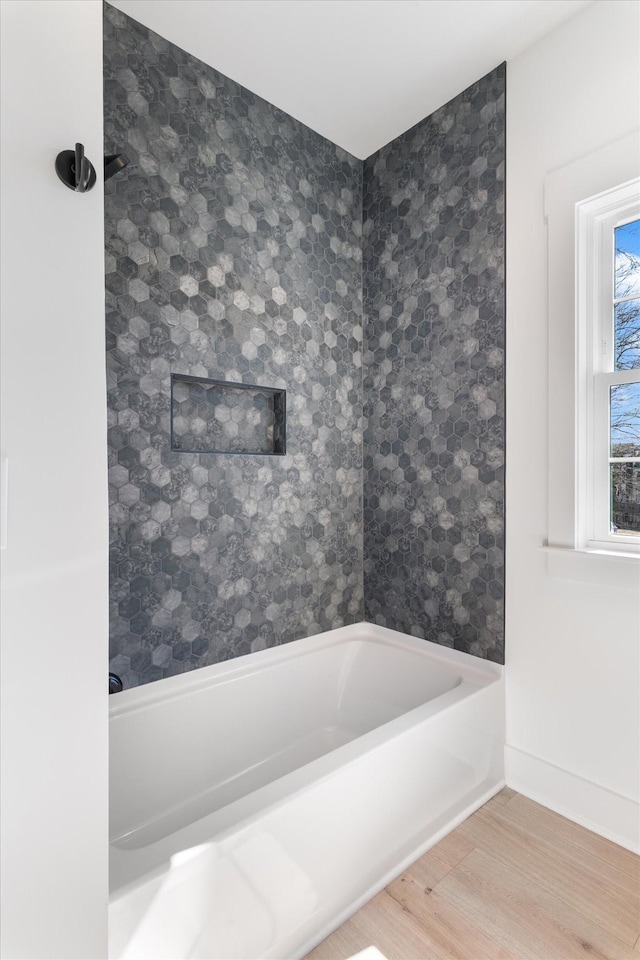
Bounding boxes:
[105,2,505,687]
[362,65,505,663]
[104,3,363,688]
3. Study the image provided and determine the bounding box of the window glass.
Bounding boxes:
[571,180,640,550]
[610,382,640,537]
[610,382,640,455]
[614,219,640,372]
[614,300,640,370]
[611,462,640,536]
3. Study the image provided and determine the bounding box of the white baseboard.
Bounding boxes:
[504,745,639,854]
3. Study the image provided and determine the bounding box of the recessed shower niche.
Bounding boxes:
[170,374,286,456]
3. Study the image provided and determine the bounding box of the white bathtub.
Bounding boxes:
[109,622,504,960]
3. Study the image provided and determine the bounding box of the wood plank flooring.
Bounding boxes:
[305,790,640,960]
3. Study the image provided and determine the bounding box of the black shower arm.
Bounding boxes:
[104,153,130,181]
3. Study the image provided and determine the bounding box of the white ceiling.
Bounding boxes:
[109,0,593,159]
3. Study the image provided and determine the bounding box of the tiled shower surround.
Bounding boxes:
[105,5,505,687]
[362,66,506,662]
[104,5,363,687]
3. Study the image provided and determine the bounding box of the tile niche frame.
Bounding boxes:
[170,373,287,457]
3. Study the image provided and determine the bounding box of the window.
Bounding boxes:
[576,180,640,554]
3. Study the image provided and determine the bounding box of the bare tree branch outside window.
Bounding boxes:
[611,231,640,534]
[611,246,640,456]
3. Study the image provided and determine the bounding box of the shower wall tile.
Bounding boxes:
[362,66,505,663]
[104,4,363,688]
[105,2,505,684]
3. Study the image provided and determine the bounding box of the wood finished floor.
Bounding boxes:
[305,790,640,960]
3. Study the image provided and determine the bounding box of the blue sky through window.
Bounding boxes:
[614,218,640,371]
[616,218,640,259]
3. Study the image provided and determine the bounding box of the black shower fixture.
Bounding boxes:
[55,142,96,193]
[105,152,130,181]
[55,142,129,192]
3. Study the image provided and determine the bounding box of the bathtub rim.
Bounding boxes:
[109,623,504,901]
[110,676,504,904]
[109,621,503,720]
[111,674,486,854]
[109,621,502,855]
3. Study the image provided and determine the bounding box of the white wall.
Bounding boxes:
[506,0,640,851]
[0,2,109,956]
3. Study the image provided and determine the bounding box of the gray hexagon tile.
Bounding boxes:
[105,4,363,688]
[362,64,505,663]
[105,4,505,688]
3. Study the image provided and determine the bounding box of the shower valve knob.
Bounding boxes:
[55,142,96,193]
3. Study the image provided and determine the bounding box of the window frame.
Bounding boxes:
[576,180,640,555]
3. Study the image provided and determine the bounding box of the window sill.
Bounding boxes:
[541,545,639,588]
